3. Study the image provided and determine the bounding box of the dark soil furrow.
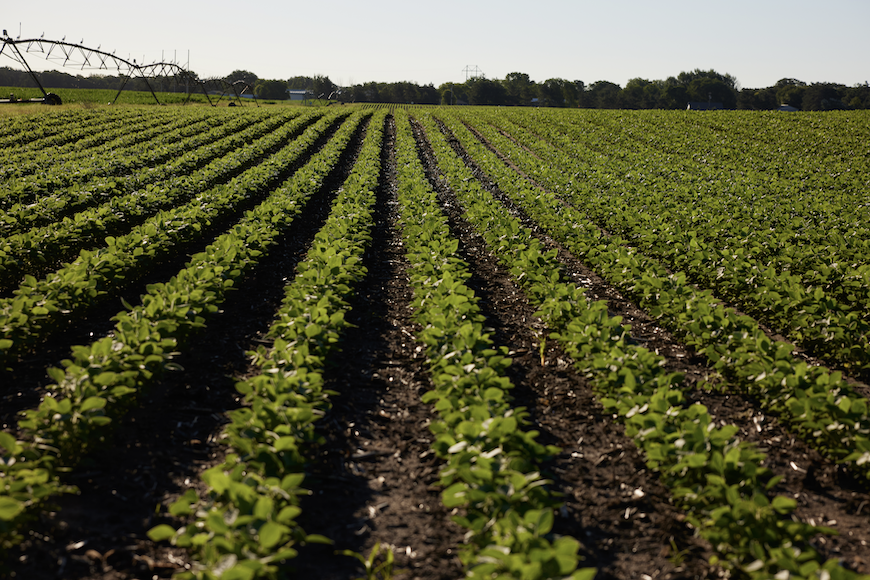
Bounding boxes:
[0,110,327,297]
[437,115,870,575]
[3,114,372,580]
[292,115,465,580]
[408,115,715,578]
[7,108,869,580]
[463,117,870,399]
[0,113,354,428]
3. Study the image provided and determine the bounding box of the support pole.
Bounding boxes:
[9,41,50,99]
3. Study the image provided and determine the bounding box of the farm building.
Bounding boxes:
[286,89,308,101]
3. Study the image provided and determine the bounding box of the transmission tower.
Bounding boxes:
[463,65,484,81]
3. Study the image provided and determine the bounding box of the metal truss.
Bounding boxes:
[0,33,256,106]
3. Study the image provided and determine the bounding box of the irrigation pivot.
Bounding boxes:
[0,31,255,106]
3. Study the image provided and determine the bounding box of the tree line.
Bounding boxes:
[2,65,869,110]
[199,69,870,110]
[244,69,870,110]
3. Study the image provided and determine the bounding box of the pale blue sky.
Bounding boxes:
[3,0,868,89]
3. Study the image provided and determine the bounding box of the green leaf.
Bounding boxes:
[304,533,333,545]
[277,505,301,523]
[258,521,286,550]
[206,510,230,534]
[109,385,137,398]
[281,473,305,490]
[442,482,468,508]
[191,532,211,546]
[202,467,231,494]
[169,489,199,517]
[146,524,177,542]
[0,497,24,521]
[274,436,298,452]
[93,372,119,387]
[0,431,21,455]
[46,366,66,384]
[221,567,255,580]
[253,496,273,520]
[771,495,796,514]
[79,396,107,413]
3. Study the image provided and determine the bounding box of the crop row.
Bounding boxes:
[0,108,155,168]
[0,109,317,288]
[483,111,870,381]
[448,109,870,477]
[150,108,387,579]
[493,109,870,274]
[577,111,870,327]
[0,107,140,156]
[158,109,593,580]
[3,107,867,579]
[0,110,226,217]
[419,110,867,579]
[395,110,594,579]
[0,109,340,369]
[0,109,302,233]
[0,108,214,185]
[0,109,371,554]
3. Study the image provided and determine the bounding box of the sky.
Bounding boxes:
[2,0,869,90]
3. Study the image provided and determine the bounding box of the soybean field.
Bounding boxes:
[2,104,870,580]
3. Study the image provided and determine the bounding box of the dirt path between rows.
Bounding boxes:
[433,113,870,575]
[3,115,371,580]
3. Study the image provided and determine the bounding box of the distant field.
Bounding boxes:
[0,85,327,109]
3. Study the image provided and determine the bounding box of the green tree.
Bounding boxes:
[775,79,806,109]
[572,80,588,107]
[586,80,622,108]
[538,78,566,107]
[844,82,870,109]
[311,75,338,98]
[467,77,506,105]
[503,72,535,106]
[737,87,778,110]
[658,79,689,109]
[642,81,666,108]
[688,77,737,108]
[775,78,805,88]
[355,82,380,102]
[800,82,848,110]
[672,69,739,108]
[677,68,738,91]
[621,78,644,108]
[623,78,661,108]
[419,83,440,105]
[287,76,314,90]
[225,70,258,87]
[562,80,581,107]
[254,79,288,100]
[439,82,466,105]
[392,81,421,103]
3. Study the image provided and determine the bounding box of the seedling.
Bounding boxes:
[340,543,406,580]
